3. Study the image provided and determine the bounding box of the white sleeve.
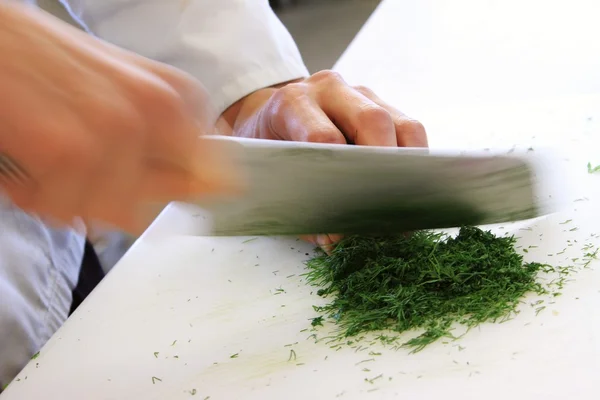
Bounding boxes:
[58,0,310,114]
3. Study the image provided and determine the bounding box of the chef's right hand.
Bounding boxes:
[0,3,236,232]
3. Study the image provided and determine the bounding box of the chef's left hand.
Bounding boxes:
[220,70,428,250]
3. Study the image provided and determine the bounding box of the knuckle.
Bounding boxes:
[309,69,344,85]
[268,84,306,116]
[353,85,374,97]
[410,119,427,134]
[131,75,185,115]
[395,117,429,147]
[397,117,427,134]
[155,66,211,109]
[356,104,392,126]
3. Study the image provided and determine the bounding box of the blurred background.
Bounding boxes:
[39,0,381,73]
[271,0,381,72]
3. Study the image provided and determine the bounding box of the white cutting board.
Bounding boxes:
[2,97,600,400]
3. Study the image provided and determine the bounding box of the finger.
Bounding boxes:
[393,116,428,148]
[319,87,397,146]
[267,86,347,144]
[300,234,343,255]
[310,73,396,146]
[316,234,342,255]
[354,86,428,148]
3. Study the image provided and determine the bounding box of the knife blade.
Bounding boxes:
[181,136,555,236]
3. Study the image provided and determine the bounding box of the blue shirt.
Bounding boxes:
[0,195,85,387]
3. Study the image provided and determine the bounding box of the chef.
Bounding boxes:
[0,0,427,388]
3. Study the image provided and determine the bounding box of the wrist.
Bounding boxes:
[218,79,303,136]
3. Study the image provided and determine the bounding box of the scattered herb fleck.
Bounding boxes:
[171,340,177,347]
[230,353,239,359]
[31,352,40,360]
[365,374,383,384]
[151,376,162,384]
[288,349,297,361]
[587,162,600,174]
[153,352,159,358]
[535,306,546,316]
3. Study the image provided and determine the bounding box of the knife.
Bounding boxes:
[179,136,557,236]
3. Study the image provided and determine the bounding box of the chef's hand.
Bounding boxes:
[0,3,234,233]
[220,70,428,250]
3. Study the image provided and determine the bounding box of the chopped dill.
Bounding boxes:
[305,226,551,352]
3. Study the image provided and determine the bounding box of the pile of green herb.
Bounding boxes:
[305,226,551,352]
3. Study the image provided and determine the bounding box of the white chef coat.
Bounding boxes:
[0,0,309,388]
